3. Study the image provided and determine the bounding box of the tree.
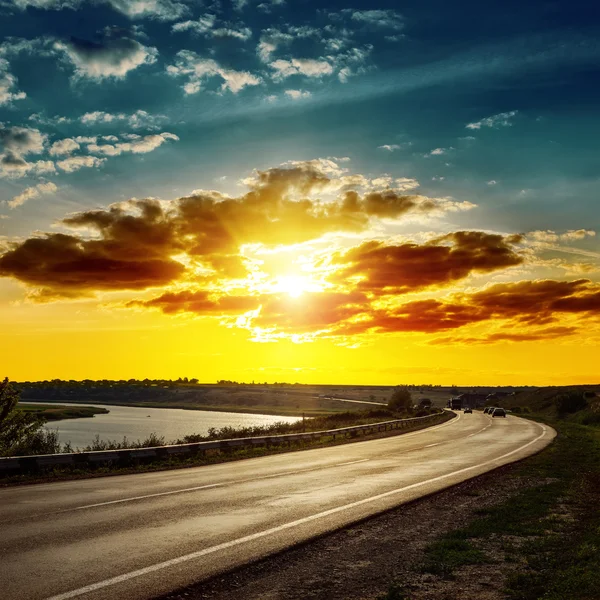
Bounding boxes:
[0,378,45,456]
[418,398,432,408]
[388,386,413,412]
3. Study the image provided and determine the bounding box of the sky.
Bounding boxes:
[0,0,599,385]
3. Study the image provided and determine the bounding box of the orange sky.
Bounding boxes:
[1,159,599,385]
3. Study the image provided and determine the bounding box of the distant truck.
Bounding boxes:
[447,397,462,410]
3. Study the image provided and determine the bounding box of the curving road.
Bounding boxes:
[0,412,555,600]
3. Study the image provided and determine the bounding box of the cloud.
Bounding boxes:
[56,155,106,172]
[345,9,404,31]
[167,51,262,94]
[0,58,26,106]
[427,147,453,156]
[6,181,57,208]
[0,125,46,156]
[466,110,518,130]
[0,159,477,297]
[86,132,179,156]
[528,229,596,243]
[106,0,190,21]
[329,232,524,295]
[431,326,579,345]
[80,109,168,129]
[127,290,260,315]
[173,15,252,40]
[11,0,190,20]
[53,32,158,80]
[0,125,50,178]
[49,137,80,156]
[377,143,411,152]
[284,89,311,100]
[270,58,333,80]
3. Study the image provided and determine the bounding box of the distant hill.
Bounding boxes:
[492,385,600,425]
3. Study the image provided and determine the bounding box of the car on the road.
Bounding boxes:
[483,407,493,414]
[492,408,507,418]
[464,407,472,413]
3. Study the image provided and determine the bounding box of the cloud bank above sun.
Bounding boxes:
[1,157,598,348]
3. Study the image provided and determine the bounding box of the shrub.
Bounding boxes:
[388,386,412,411]
[555,392,588,415]
[0,378,47,457]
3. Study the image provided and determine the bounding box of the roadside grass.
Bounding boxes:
[378,416,600,600]
[380,417,600,600]
[0,410,453,486]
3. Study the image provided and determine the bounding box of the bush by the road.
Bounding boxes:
[0,378,60,456]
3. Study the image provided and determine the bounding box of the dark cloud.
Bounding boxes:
[53,32,157,79]
[0,232,185,294]
[330,231,523,294]
[127,290,260,315]
[0,161,468,296]
[430,327,579,345]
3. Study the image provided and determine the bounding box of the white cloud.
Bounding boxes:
[0,125,47,156]
[347,9,404,30]
[87,132,179,156]
[487,180,497,185]
[28,113,72,126]
[80,109,167,129]
[529,229,596,243]
[6,181,57,209]
[53,34,158,80]
[284,89,311,100]
[173,15,252,40]
[378,144,409,152]
[57,155,106,173]
[270,58,333,80]
[106,0,190,21]
[427,147,454,156]
[167,51,262,94]
[0,58,26,106]
[49,138,80,156]
[466,110,518,130]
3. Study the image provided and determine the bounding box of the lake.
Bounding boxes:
[26,402,302,449]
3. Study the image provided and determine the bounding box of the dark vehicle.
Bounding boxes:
[447,397,462,410]
[464,407,472,413]
[484,406,495,414]
[492,408,507,418]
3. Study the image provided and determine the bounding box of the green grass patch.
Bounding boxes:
[415,416,600,598]
[17,403,109,421]
[422,533,488,577]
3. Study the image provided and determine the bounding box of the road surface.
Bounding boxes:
[0,412,554,600]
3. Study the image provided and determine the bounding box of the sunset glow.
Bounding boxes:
[0,1,599,385]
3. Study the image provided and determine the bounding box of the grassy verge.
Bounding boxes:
[17,403,109,421]
[379,416,600,600]
[0,410,452,486]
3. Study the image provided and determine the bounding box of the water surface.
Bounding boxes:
[26,402,301,449]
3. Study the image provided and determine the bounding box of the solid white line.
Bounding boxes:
[424,443,440,448]
[70,484,222,511]
[336,459,370,466]
[44,421,549,600]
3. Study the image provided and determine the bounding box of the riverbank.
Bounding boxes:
[17,403,109,421]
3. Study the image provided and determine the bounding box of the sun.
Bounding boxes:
[276,275,311,298]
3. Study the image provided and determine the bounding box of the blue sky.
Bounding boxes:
[1,0,600,239]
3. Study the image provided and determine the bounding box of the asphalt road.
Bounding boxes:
[0,412,555,600]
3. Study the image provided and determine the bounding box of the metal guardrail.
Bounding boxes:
[0,411,450,474]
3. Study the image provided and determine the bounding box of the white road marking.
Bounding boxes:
[467,423,492,438]
[424,443,440,448]
[44,422,549,600]
[46,414,461,515]
[336,459,370,466]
